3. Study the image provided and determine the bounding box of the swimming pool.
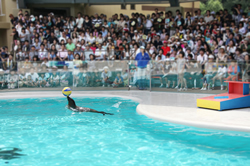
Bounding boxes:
[0,97,250,166]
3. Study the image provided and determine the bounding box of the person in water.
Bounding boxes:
[67,96,114,115]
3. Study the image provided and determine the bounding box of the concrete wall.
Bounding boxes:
[26,1,200,18]
[85,2,200,18]
[0,0,18,22]
[26,3,85,17]
[0,29,8,47]
[0,0,18,49]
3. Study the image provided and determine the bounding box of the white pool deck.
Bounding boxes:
[1,91,250,132]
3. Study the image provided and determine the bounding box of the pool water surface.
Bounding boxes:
[0,97,250,166]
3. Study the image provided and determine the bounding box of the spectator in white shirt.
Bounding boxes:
[19,28,26,43]
[15,21,23,34]
[239,13,247,25]
[95,44,105,60]
[185,47,194,59]
[118,17,126,29]
[156,49,165,61]
[133,30,140,42]
[186,35,194,50]
[226,40,236,54]
[238,22,246,35]
[204,10,214,23]
[25,68,39,82]
[96,33,104,44]
[84,45,93,60]
[212,64,227,90]
[38,44,48,60]
[197,48,208,65]
[145,15,153,30]
[78,32,86,42]
[86,33,96,44]
[76,12,84,29]
[33,38,41,51]
[59,32,68,43]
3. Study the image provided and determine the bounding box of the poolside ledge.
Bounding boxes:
[137,104,250,132]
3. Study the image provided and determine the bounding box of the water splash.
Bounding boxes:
[112,102,122,108]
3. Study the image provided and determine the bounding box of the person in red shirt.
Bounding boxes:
[151,30,157,38]
[90,43,97,54]
[161,41,171,55]
[211,24,218,35]
[204,25,210,36]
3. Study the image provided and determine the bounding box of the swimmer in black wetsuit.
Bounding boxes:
[67,96,114,116]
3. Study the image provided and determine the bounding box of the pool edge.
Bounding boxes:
[136,104,250,133]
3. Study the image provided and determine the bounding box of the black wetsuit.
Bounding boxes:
[67,96,113,115]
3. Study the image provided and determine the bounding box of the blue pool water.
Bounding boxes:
[0,97,250,166]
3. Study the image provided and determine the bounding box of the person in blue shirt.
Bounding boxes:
[113,73,124,88]
[225,33,236,46]
[1,46,8,60]
[134,46,151,90]
[101,27,108,38]
[67,51,74,61]
[41,23,47,34]
[107,18,115,27]
[65,28,71,38]
[49,51,57,61]
[248,6,250,17]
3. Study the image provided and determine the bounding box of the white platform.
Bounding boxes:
[0,91,250,132]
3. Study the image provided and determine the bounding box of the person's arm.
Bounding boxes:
[228,67,232,76]
[62,53,67,61]
[234,8,241,15]
[57,53,63,61]
[237,66,240,75]
[48,52,51,60]
[120,78,123,84]
[186,62,191,69]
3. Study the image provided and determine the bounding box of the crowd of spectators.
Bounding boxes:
[0,5,250,90]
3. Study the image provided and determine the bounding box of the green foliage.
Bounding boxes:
[200,0,224,15]
[222,0,249,14]
[200,0,249,14]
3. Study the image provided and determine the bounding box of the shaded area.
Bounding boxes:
[0,148,25,160]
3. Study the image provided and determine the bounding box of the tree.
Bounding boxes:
[222,0,249,14]
[200,0,249,14]
[200,0,224,15]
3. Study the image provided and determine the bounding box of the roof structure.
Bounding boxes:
[22,0,203,6]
